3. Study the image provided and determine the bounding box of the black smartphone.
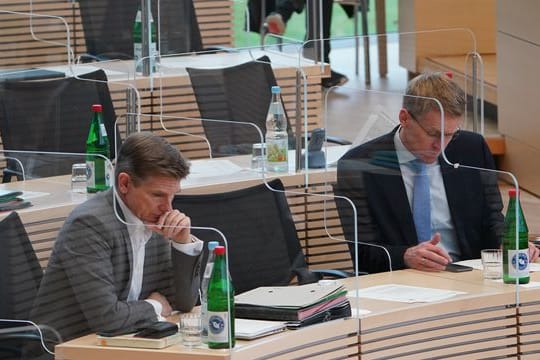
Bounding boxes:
[445,263,473,272]
[134,321,178,339]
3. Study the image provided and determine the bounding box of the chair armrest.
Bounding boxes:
[325,135,352,146]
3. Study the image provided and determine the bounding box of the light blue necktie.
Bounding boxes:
[411,159,431,242]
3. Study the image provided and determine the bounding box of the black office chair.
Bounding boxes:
[187,55,296,157]
[187,55,350,157]
[77,0,203,61]
[0,69,117,182]
[0,212,56,359]
[173,178,348,295]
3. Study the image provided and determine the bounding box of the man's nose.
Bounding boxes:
[160,200,172,212]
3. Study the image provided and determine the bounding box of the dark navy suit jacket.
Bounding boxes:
[335,128,504,274]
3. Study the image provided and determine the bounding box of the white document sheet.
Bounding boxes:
[347,284,466,303]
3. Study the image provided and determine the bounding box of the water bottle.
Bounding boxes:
[502,188,530,284]
[133,5,157,73]
[265,85,288,172]
[200,241,219,343]
[86,104,110,193]
[207,246,235,349]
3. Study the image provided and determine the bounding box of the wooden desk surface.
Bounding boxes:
[55,269,540,359]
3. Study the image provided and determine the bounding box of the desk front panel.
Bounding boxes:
[345,271,520,359]
[55,318,359,360]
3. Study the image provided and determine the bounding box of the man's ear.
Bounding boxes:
[398,108,409,127]
[117,172,130,194]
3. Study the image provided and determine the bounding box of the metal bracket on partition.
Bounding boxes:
[141,0,151,76]
[126,88,138,136]
[470,53,479,133]
[295,69,302,172]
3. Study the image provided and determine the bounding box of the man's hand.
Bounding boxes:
[147,292,172,317]
[404,233,453,271]
[528,241,540,263]
[147,210,192,244]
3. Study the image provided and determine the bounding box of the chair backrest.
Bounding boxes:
[0,69,117,180]
[77,0,203,60]
[0,211,55,360]
[186,55,294,157]
[173,178,316,294]
[0,212,42,320]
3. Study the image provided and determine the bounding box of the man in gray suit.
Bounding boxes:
[31,132,203,343]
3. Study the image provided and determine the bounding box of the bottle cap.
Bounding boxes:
[91,104,103,112]
[271,85,281,94]
[214,245,225,255]
[509,188,518,198]
[208,241,219,251]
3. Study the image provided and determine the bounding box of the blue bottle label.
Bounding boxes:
[508,249,529,277]
[208,312,229,343]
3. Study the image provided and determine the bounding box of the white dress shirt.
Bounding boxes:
[115,193,203,318]
[394,129,461,260]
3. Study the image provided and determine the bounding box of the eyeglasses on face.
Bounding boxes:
[407,110,460,141]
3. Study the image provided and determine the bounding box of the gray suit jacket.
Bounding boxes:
[31,189,202,342]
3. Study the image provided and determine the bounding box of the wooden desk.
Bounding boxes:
[55,269,540,359]
[0,146,352,272]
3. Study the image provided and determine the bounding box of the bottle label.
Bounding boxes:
[134,42,157,73]
[99,123,107,138]
[203,263,214,278]
[208,311,230,343]
[105,160,112,187]
[86,160,95,188]
[507,249,529,277]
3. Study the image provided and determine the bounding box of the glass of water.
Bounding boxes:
[180,313,202,347]
[71,163,87,193]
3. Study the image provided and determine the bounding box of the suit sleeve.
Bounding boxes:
[57,213,156,334]
[479,138,504,249]
[336,155,408,274]
[171,248,202,312]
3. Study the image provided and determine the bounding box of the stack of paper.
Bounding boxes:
[235,282,351,327]
[0,189,31,212]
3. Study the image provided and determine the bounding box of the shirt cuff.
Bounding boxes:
[145,299,163,320]
[171,235,203,256]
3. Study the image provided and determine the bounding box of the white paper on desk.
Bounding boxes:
[182,159,243,183]
[20,191,49,200]
[455,259,540,272]
[348,284,466,303]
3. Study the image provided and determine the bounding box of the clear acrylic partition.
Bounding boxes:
[0,9,74,71]
[324,81,523,336]
[0,151,113,358]
[291,28,488,134]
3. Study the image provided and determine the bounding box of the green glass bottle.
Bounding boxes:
[207,245,235,349]
[86,104,110,193]
[502,188,530,284]
[133,5,157,73]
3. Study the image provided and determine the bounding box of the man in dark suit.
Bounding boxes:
[336,72,538,274]
[31,132,202,342]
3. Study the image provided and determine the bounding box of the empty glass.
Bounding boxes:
[481,249,502,280]
[251,143,266,171]
[71,163,87,193]
[180,313,202,347]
